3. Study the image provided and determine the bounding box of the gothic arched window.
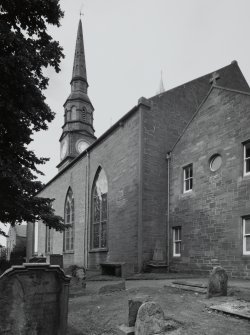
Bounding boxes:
[91,169,108,249]
[64,188,74,252]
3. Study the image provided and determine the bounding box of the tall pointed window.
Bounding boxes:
[64,188,74,252]
[91,169,108,249]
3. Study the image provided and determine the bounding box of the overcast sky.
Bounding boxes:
[32,0,250,183]
[1,0,250,245]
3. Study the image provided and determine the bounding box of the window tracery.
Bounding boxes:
[91,169,108,249]
[64,188,74,252]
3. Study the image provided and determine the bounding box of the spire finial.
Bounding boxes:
[157,70,165,94]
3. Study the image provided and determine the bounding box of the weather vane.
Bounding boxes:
[80,3,84,18]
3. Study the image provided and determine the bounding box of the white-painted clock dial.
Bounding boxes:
[76,140,89,153]
[61,139,68,160]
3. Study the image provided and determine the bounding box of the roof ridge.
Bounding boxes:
[149,62,239,100]
[213,85,250,96]
[171,86,213,152]
[171,84,250,153]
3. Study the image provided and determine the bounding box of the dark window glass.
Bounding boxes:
[64,188,74,252]
[246,236,250,251]
[246,144,250,158]
[91,169,108,249]
[246,158,250,173]
[245,218,250,234]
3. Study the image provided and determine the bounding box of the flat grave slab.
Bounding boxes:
[172,279,207,288]
[210,301,250,319]
[169,278,207,293]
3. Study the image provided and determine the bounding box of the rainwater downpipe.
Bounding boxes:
[166,151,171,272]
[86,150,90,269]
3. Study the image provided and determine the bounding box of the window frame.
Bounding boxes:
[183,164,193,193]
[63,189,74,253]
[243,141,250,176]
[173,226,182,257]
[243,217,250,255]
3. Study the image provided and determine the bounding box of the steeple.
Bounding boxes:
[71,19,88,92]
[57,19,96,171]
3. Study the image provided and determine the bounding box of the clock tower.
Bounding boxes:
[57,19,96,171]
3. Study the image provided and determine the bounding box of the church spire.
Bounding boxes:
[71,19,88,92]
[157,70,165,94]
[58,18,96,171]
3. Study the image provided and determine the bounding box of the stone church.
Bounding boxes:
[27,19,250,278]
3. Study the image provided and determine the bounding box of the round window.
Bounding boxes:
[210,154,222,172]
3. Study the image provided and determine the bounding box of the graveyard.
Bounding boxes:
[0,263,250,334]
[67,272,250,335]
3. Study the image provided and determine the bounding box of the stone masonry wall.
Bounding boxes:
[37,111,140,271]
[141,98,193,266]
[170,87,250,278]
[141,104,168,265]
[88,111,140,270]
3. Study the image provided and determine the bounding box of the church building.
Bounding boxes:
[27,19,250,278]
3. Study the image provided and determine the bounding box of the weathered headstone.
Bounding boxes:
[0,263,71,335]
[128,294,150,327]
[207,266,228,298]
[135,301,176,335]
[99,281,125,294]
[50,254,63,268]
[152,240,164,263]
[146,240,168,273]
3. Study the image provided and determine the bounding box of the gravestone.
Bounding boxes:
[128,295,150,327]
[152,240,164,263]
[0,263,71,335]
[67,265,86,289]
[207,266,228,298]
[146,240,168,273]
[50,254,63,268]
[135,301,176,335]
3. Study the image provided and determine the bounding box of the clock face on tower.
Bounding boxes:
[61,138,68,160]
[76,140,89,153]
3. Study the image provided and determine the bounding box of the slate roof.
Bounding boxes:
[40,61,250,190]
[72,19,87,84]
[148,61,250,152]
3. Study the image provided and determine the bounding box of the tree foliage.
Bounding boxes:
[0,0,65,235]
